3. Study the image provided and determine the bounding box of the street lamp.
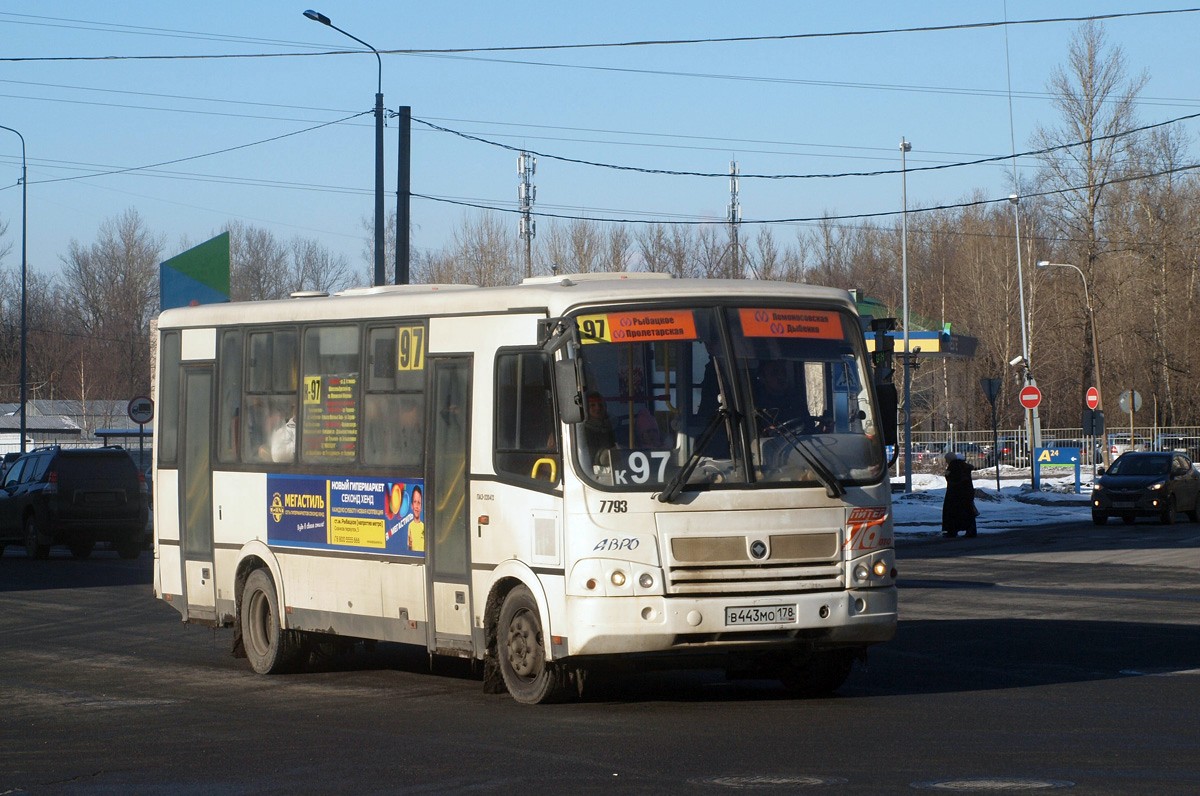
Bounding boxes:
[900,137,913,493]
[1037,260,1107,470]
[304,9,386,288]
[0,124,27,453]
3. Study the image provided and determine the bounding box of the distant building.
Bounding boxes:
[0,400,138,453]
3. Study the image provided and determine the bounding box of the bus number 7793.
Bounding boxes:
[153,274,897,703]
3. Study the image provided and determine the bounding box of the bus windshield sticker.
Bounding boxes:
[738,308,843,339]
[576,310,698,344]
[606,449,673,485]
[267,473,426,556]
[301,373,359,460]
[396,324,426,371]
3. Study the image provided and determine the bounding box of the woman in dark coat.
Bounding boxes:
[942,450,978,538]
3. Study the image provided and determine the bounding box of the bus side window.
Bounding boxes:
[217,330,242,463]
[363,324,426,469]
[495,350,559,484]
[243,329,298,465]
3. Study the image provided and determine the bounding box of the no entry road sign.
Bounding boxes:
[1019,385,1042,409]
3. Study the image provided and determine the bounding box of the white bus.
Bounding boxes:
[153,274,898,703]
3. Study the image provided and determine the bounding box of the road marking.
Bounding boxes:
[692,775,849,788]
[911,778,1074,791]
[1120,667,1200,677]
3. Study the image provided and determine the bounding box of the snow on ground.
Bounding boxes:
[891,465,1091,536]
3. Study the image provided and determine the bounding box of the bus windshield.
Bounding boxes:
[570,305,884,494]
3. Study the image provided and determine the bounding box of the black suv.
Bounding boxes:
[0,446,149,559]
[1091,451,1200,526]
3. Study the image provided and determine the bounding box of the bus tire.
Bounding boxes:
[778,649,856,698]
[241,568,304,674]
[497,585,571,704]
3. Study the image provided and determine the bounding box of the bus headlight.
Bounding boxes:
[873,561,888,577]
[638,572,654,589]
[854,564,870,583]
[610,570,627,587]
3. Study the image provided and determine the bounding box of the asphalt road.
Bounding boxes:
[2,521,1199,795]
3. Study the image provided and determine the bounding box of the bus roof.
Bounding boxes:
[155,276,857,330]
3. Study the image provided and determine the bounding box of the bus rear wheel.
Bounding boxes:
[241,569,304,674]
[497,585,571,704]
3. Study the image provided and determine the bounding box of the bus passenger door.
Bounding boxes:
[426,356,473,653]
[180,367,217,621]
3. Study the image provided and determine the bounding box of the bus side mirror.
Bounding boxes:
[877,383,898,447]
[554,359,585,424]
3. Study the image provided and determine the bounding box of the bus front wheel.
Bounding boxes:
[241,569,304,674]
[497,585,571,704]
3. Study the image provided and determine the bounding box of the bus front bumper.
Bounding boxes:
[562,586,897,657]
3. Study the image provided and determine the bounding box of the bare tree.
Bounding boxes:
[1032,21,1146,289]
[360,211,398,287]
[0,215,10,264]
[59,209,163,398]
[604,224,634,272]
[1032,21,1147,426]
[417,213,519,287]
[227,220,290,301]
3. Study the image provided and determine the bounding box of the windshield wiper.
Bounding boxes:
[657,406,730,504]
[755,409,846,498]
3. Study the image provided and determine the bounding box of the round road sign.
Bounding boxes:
[127,395,154,425]
[1118,390,1142,414]
[1086,386,1100,410]
[1019,385,1042,409]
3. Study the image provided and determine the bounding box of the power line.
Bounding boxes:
[25,112,370,186]
[413,161,1200,227]
[408,50,1200,112]
[416,110,1200,180]
[1,8,1196,62]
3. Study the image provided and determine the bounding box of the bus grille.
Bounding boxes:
[666,532,843,596]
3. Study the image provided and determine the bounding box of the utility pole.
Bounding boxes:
[518,152,536,279]
[395,105,411,285]
[728,160,741,279]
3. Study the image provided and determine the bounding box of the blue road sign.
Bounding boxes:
[1032,446,1082,494]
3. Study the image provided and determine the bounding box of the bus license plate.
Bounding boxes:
[725,604,797,626]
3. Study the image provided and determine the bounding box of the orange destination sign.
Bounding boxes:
[576,310,697,343]
[739,308,843,339]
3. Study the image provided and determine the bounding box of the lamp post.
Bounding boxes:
[900,137,913,493]
[1009,194,1042,458]
[304,9,386,288]
[0,124,27,453]
[1037,260,1107,470]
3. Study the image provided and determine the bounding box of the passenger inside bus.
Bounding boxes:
[582,391,616,455]
[633,408,664,449]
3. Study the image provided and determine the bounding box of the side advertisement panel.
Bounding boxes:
[267,474,426,557]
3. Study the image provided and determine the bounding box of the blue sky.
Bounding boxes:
[1,2,1197,283]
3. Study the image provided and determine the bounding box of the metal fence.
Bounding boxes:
[896,426,1200,474]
